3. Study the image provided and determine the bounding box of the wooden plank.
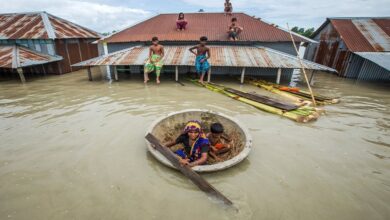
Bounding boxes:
[87,67,92,81]
[225,88,299,111]
[145,133,234,206]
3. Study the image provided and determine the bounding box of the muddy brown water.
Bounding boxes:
[0,69,389,220]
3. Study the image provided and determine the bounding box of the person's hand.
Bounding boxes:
[179,158,189,166]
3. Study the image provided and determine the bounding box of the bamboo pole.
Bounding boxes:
[287,23,317,107]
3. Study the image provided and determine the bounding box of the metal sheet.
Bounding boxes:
[0,45,62,69]
[73,45,336,72]
[0,12,101,40]
[354,52,390,71]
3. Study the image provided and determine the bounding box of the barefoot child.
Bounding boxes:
[189,36,211,83]
[165,121,210,167]
[224,0,233,16]
[207,123,232,161]
[144,36,164,84]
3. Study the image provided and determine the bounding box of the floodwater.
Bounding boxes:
[0,69,389,220]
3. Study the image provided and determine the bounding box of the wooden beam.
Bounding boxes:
[145,133,234,206]
[16,68,26,83]
[175,66,179,81]
[113,66,118,81]
[207,68,211,83]
[240,67,246,84]
[87,67,92,81]
[276,68,282,84]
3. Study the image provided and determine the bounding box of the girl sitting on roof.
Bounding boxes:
[176,12,188,31]
[165,120,210,167]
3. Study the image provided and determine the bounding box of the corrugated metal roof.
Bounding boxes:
[329,18,390,52]
[73,45,335,72]
[354,52,390,71]
[102,13,312,43]
[0,12,101,40]
[0,45,62,68]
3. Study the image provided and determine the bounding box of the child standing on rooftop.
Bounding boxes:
[189,36,211,84]
[224,0,233,16]
[144,36,164,84]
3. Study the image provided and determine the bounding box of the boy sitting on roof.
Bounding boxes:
[207,123,232,161]
[165,120,210,167]
[228,17,243,41]
[189,36,211,84]
[176,12,188,31]
[144,36,164,84]
[224,0,233,16]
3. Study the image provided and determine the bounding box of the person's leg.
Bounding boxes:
[176,21,181,31]
[155,62,163,84]
[144,62,154,83]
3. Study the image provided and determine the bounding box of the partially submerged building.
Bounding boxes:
[0,12,101,82]
[305,17,390,81]
[75,12,335,82]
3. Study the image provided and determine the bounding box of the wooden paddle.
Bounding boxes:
[145,133,234,207]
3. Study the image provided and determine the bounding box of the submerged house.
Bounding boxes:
[74,12,335,82]
[305,17,390,81]
[0,12,101,82]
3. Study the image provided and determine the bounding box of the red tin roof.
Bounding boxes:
[0,12,101,40]
[103,13,311,43]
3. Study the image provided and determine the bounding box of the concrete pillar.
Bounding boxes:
[103,42,111,80]
[240,67,246,84]
[276,68,282,84]
[175,66,179,81]
[207,68,211,83]
[16,68,26,83]
[309,70,315,85]
[113,66,118,81]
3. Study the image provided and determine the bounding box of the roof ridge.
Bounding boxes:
[40,12,56,39]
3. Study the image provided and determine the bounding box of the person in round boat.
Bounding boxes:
[165,120,210,167]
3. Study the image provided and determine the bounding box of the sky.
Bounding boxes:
[1,0,389,33]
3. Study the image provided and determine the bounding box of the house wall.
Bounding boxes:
[344,54,389,81]
[304,22,349,75]
[54,38,99,74]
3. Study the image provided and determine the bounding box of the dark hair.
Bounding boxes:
[152,36,158,42]
[178,12,184,20]
[210,123,224,134]
[231,17,237,22]
[200,36,208,41]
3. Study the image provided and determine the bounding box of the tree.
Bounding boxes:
[291,26,315,38]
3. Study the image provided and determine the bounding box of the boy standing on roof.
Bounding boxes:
[224,0,233,16]
[144,36,164,84]
[189,36,211,84]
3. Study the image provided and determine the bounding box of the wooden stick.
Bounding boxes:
[286,23,317,107]
[145,133,235,207]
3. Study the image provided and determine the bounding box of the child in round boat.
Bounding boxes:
[165,120,210,167]
[144,36,164,84]
[207,123,232,161]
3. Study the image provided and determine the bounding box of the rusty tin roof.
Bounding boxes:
[0,12,101,40]
[313,17,390,52]
[0,45,62,68]
[73,45,335,72]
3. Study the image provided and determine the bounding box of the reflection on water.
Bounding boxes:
[0,69,389,220]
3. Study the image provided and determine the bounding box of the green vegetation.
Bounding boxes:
[291,27,315,38]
